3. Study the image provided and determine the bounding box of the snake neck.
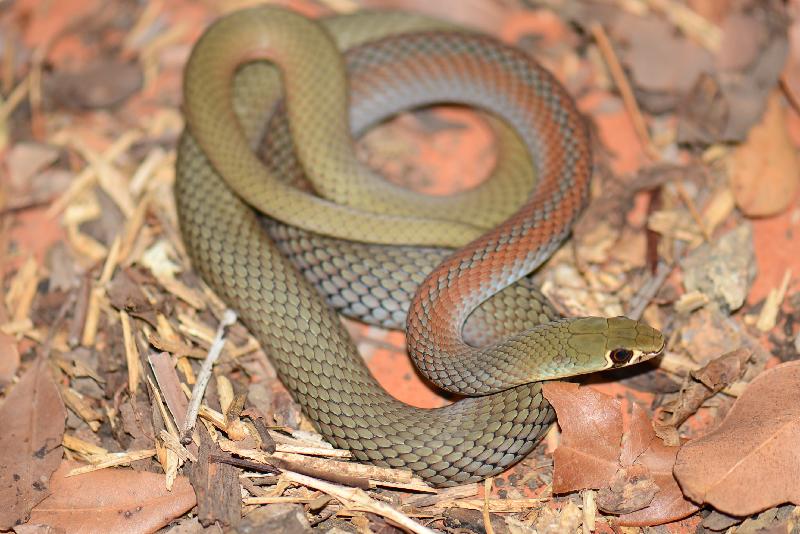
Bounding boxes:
[405,95,593,394]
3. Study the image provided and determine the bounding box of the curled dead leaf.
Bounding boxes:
[674,360,800,515]
[655,348,752,445]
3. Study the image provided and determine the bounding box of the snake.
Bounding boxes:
[174,6,665,486]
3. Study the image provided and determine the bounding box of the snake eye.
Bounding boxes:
[609,348,634,366]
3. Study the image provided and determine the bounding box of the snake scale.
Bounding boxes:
[175,6,665,486]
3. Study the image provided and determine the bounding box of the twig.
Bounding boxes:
[215,438,423,490]
[0,74,30,125]
[66,449,157,476]
[210,453,281,475]
[626,256,679,321]
[483,477,495,534]
[181,309,237,443]
[780,74,800,118]
[756,269,792,332]
[582,490,596,534]
[120,310,140,395]
[675,182,711,241]
[282,471,436,534]
[590,23,659,160]
[442,497,550,512]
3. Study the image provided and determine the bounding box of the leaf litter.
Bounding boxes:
[1,0,800,533]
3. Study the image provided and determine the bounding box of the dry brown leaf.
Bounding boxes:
[655,348,752,445]
[543,383,698,526]
[623,15,714,97]
[0,358,66,530]
[6,142,60,188]
[728,90,800,217]
[45,60,143,110]
[543,382,621,493]
[674,360,800,515]
[27,461,196,533]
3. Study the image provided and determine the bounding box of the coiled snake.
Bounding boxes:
[174,6,665,486]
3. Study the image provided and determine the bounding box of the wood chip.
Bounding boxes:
[756,269,792,332]
[119,310,140,394]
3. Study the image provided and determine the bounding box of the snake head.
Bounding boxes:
[566,316,665,372]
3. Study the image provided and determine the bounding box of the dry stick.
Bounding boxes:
[181,309,237,443]
[626,257,677,321]
[282,471,437,534]
[675,182,711,242]
[483,477,495,534]
[210,454,281,475]
[582,490,596,534]
[627,180,714,320]
[590,23,659,161]
[780,74,800,117]
[0,74,29,126]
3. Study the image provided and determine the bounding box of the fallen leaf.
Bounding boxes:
[622,15,714,104]
[543,383,698,526]
[0,358,66,530]
[27,462,196,533]
[616,404,699,526]
[543,382,621,493]
[676,1,788,144]
[45,243,79,292]
[655,348,752,445]
[596,464,659,514]
[6,143,60,188]
[45,60,143,110]
[728,90,800,217]
[677,73,729,148]
[674,360,800,515]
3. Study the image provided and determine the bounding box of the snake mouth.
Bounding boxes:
[651,335,667,358]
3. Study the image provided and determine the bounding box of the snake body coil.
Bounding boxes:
[175,7,664,486]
